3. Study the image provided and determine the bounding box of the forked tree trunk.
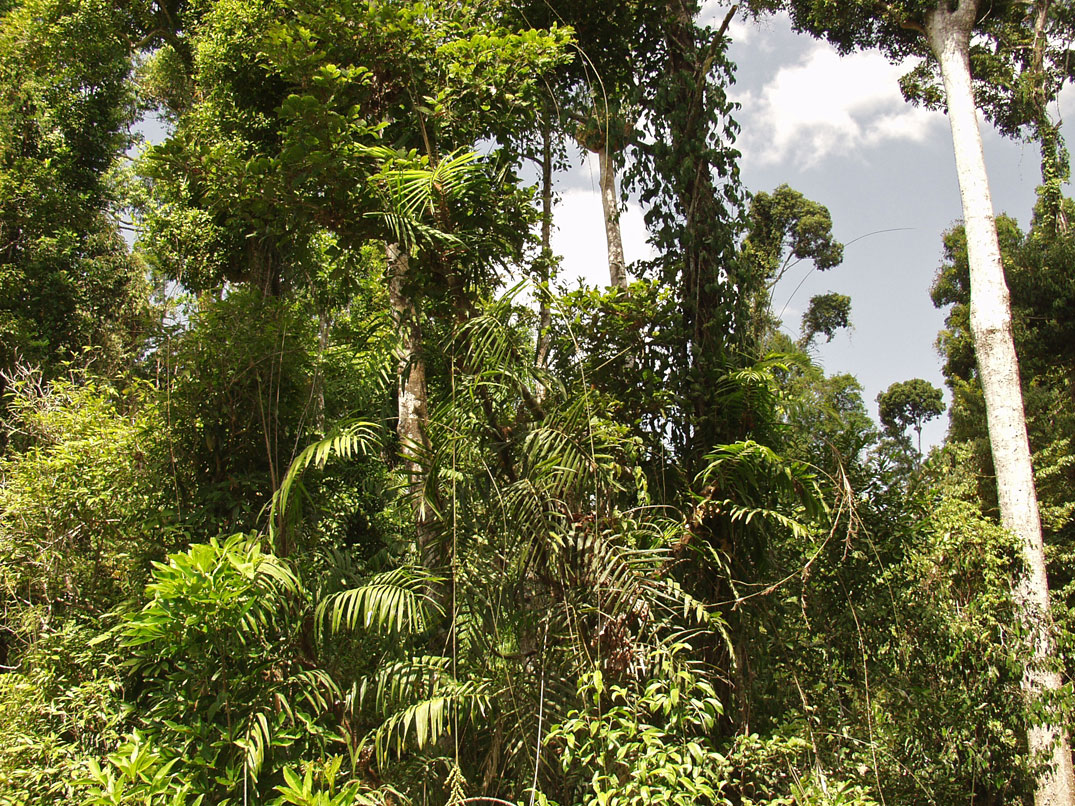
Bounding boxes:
[596,141,627,290]
[386,244,438,576]
[927,4,1075,803]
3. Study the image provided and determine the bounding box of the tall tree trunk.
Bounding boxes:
[386,244,439,577]
[1027,0,1069,234]
[596,141,627,290]
[536,114,554,374]
[314,308,329,434]
[927,5,1075,804]
[661,0,740,463]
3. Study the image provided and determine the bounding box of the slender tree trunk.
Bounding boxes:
[596,142,627,290]
[1027,0,1069,233]
[315,309,329,433]
[1029,0,1051,88]
[927,5,1075,803]
[386,244,438,576]
[536,114,554,374]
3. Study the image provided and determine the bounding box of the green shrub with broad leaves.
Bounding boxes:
[118,535,341,803]
[545,644,730,806]
[81,733,203,806]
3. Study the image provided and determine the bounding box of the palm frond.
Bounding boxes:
[367,679,492,766]
[239,710,272,782]
[314,566,444,640]
[366,148,481,250]
[270,421,382,544]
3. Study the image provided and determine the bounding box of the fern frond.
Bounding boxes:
[697,439,826,525]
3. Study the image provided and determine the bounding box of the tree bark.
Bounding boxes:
[386,244,438,574]
[1027,0,1068,234]
[927,4,1075,804]
[596,141,627,290]
[536,114,554,374]
[314,308,329,433]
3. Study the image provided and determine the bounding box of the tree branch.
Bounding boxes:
[717,5,738,39]
[877,1,925,35]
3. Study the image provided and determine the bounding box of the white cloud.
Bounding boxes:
[698,2,750,42]
[735,44,943,168]
[551,185,655,288]
[699,3,797,50]
[1058,84,1075,127]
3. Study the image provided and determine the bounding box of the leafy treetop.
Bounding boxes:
[877,377,946,449]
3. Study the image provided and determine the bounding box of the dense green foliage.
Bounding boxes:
[0,1,1073,804]
[0,0,147,403]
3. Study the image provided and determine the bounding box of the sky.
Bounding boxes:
[549,5,1074,451]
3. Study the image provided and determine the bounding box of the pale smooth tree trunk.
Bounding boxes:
[386,244,438,574]
[596,142,627,290]
[927,3,1075,803]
